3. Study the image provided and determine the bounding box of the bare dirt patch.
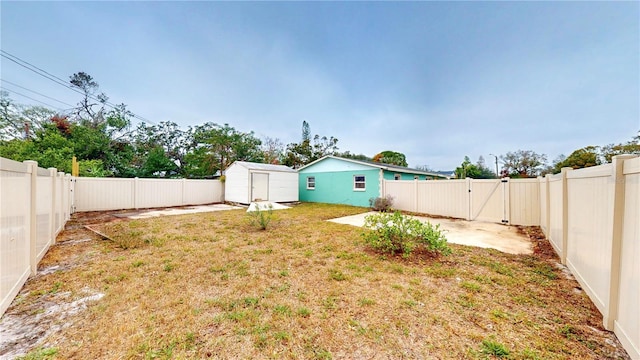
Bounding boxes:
[0,203,630,359]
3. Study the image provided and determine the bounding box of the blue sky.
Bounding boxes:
[1,1,638,170]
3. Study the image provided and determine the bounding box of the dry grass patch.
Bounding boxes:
[4,203,630,359]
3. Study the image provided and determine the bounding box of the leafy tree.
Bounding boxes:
[454,156,495,179]
[261,136,284,164]
[301,120,310,142]
[0,122,74,172]
[500,150,547,178]
[335,151,371,161]
[372,151,407,167]
[283,121,339,168]
[132,121,192,177]
[600,132,640,163]
[190,123,263,176]
[0,91,57,140]
[138,146,177,177]
[474,156,496,178]
[553,146,601,173]
[69,71,109,126]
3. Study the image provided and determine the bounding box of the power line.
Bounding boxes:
[1,79,76,108]
[0,87,65,111]
[0,50,156,125]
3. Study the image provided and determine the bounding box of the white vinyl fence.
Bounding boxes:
[0,158,72,317]
[384,155,639,358]
[1,156,225,318]
[74,177,224,212]
[383,177,540,226]
[539,155,640,359]
[1,154,638,358]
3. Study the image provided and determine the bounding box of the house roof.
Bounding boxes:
[230,161,296,173]
[297,155,450,178]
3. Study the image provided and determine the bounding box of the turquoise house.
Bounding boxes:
[297,155,449,207]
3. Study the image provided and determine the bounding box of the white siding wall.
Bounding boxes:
[265,170,298,202]
[224,164,249,203]
[225,162,298,204]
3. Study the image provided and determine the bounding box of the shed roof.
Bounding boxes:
[230,161,296,173]
[298,155,450,178]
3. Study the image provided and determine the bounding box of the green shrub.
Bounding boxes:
[247,203,274,230]
[369,195,394,212]
[361,211,451,258]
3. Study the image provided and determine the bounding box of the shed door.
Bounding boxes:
[251,173,269,201]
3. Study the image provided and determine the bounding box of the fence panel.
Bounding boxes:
[75,177,224,212]
[183,179,224,205]
[74,178,135,212]
[416,180,469,219]
[0,159,31,317]
[615,157,640,359]
[509,179,540,226]
[384,180,415,211]
[565,164,615,315]
[136,179,183,209]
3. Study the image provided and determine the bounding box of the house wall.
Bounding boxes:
[299,169,379,207]
[224,163,250,203]
[261,170,299,203]
[382,171,425,180]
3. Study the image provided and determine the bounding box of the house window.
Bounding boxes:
[354,175,366,191]
[307,176,315,189]
[394,174,401,180]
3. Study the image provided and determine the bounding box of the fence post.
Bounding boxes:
[24,161,38,275]
[559,167,571,265]
[545,174,551,237]
[413,178,418,212]
[182,178,187,206]
[134,177,139,209]
[48,168,57,245]
[503,177,510,224]
[466,178,472,220]
[604,155,635,330]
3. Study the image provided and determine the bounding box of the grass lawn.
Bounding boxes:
[8,203,629,359]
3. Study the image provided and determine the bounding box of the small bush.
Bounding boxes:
[361,211,451,258]
[247,203,274,230]
[481,338,510,357]
[369,195,394,212]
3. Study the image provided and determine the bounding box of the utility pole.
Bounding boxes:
[489,154,499,178]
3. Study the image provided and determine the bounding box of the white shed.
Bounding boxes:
[224,161,298,204]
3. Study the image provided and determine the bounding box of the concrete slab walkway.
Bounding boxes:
[328,212,532,255]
